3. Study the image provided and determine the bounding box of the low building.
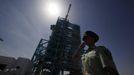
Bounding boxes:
[0,56,32,75]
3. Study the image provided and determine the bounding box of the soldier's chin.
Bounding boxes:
[84,41,89,44]
[85,42,89,45]
[86,42,93,46]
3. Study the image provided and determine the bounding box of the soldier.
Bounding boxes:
[72,31,119,75]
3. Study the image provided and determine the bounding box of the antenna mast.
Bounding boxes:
[65,4,72,21]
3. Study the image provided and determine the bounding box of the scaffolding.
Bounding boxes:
[31,4,82,75]
[31,17,82,75]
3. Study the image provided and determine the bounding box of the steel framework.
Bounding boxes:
[31,17,82,75]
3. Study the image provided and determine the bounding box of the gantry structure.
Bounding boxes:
[31,4,82,75]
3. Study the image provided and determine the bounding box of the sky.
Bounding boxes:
[0,0,134,75]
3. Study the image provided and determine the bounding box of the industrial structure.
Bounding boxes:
[31,4,82,75]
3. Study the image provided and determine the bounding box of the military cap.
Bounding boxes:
[82,31,99,42]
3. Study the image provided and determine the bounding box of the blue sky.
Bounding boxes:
[0,0,134,75]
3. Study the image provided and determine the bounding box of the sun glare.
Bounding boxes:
[46,2,61,17]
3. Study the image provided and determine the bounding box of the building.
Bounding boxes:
[31,17,82,75]
[0,56,32,75]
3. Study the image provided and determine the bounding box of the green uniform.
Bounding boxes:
[81,46,119,75]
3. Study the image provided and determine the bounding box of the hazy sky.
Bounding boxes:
[0,0,134,75]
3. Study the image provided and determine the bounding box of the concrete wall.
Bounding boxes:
[0,56,32,75]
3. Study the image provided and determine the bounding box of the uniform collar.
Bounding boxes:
[86,46,97,53]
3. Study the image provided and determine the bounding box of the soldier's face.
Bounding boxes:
[83,36,95,45]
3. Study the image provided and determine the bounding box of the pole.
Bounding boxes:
[65,4,72,21]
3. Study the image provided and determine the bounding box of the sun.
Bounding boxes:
[46,2,61,17]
